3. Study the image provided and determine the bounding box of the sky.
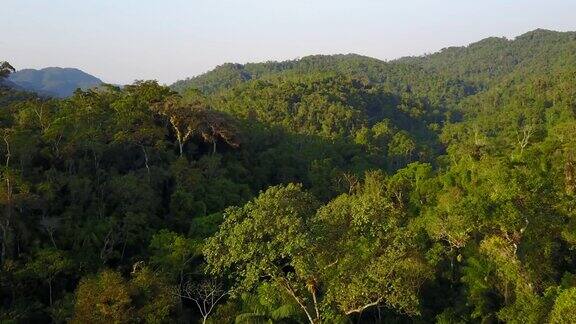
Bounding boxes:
[2,0,576,85]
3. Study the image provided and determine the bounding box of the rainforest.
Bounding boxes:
[1,29,576,323]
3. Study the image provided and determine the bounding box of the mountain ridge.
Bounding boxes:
[170,29,576,96]
[8,66,103,98]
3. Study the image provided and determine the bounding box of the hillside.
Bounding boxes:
[172,29,576,102]
[8,67,103,97]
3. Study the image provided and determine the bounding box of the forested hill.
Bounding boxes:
[8,67,103,98]
[1,29,576,323]
[171,29,576,97]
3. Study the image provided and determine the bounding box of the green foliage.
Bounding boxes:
[149,229,200,282]
[3,30,576,323]
[71,268,177,324]
[204,183,319,290]
[549,288,576,324]
[71,270,133,324]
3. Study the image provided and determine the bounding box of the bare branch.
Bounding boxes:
[174,279,228,324]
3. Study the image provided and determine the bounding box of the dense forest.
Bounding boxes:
[1,29,576,323]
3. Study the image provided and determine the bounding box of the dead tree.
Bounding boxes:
[173,279,227,324]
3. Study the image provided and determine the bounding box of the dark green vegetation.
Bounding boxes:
[1,29,576,323]
[8,67,102,98]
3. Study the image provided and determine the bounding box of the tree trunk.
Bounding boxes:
[311,287,320,321]
[2,135,12,263]
[49,230,57,249]
[48,279,53,307]
[279,278,316,324]
[0,224,7,264]
[141,145,150,175]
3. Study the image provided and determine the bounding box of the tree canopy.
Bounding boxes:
[2,29,576,323]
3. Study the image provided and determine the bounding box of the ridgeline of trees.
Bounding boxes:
[1,29,576,323]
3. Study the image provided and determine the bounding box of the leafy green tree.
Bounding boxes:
[23,248,72,307]
[204,183,321,323]
[549,288,576,324]
[72,270,133,324]
[149,229,200,285]
[71,267,177,324]
[313,170,433,318]
[111,81,169,175]
[205,177,433,322]
[130,265,178,323]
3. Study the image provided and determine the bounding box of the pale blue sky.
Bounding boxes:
[2,0,576,84]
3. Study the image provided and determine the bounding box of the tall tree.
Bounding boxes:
[0,61,15,79]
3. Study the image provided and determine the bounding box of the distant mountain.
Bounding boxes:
[0,77,20,90]
[8,67,103,98]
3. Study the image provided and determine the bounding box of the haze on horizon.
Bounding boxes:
[3,0,576,85]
